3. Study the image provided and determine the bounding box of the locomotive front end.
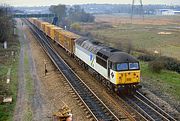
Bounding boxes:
[108,52,141,92]
[115,62,140,85]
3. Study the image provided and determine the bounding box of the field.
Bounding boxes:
[83,14,180,60]
[95,14,180,25]
[81,14,180,110]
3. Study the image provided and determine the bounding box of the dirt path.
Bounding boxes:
[13,19,26,121]
[26,26,44,120]
[13,19,45,121]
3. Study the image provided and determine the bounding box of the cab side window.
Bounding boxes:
[96,56,107,68]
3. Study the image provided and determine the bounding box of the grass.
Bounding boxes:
[0,44,19,121]
[140,61,180,101]
[0,65,8,77]
[0,22,34,121]
[89,23,180,60]
[23,106,33,121]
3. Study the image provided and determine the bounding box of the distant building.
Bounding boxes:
[173,11,180,15]
[156,9,180,15]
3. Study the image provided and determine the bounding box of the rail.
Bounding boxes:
[24,19,122,121]
[121,91,177,121]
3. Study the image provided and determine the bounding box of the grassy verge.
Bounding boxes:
[0,38,20,121]
[23,45,33,121]
[140,61,180,101]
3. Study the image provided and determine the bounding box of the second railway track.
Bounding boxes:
[121,91,177,121]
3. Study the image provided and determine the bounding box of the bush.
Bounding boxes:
[158,56,180,73]
[138,53,180,74]
[138,54,156,61]
[70,23,81,32]
[0,7,13,43]
[148,60,164,73]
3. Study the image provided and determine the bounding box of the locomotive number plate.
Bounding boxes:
[127,78,131,82]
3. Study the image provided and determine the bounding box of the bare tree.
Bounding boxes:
[0,5,13,43]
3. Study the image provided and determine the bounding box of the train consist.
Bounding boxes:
[28,18,141,93]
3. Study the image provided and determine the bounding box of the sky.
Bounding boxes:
[0,0,179,7]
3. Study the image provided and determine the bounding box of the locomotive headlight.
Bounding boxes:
[136,75,139,80]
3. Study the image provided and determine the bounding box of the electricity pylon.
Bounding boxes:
[131,0,144,23]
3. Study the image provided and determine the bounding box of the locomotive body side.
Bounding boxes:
[75,44,108,79]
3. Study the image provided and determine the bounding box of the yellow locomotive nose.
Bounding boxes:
[116,70,140,84]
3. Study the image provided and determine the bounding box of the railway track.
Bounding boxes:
[121,91,177,121]
[24,19,177,121]
[24,19,127,121]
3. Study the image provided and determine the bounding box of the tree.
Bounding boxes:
[0,6,13,43]
[49,4,67,24]
[68,5,95,23]
[74,5,82,13]
[49,4,95,28]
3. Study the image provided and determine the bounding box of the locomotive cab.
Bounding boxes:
[108,52,141,90]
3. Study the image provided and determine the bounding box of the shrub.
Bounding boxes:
[138,54,156,61]
[138,54,180,74]
[70,23,81,32]
[148,60,164,73]
[158,56,180,73]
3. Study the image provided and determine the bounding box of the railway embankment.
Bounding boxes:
[0,23,19,120]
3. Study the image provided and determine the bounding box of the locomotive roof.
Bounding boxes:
[76,37,138,63]
[97,47,120,60]
[76,37,105,53]
[108,52,138,63]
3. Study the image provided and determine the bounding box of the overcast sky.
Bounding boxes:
[0,0,179,7]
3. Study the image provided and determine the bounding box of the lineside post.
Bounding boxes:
[44,59,48,76]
